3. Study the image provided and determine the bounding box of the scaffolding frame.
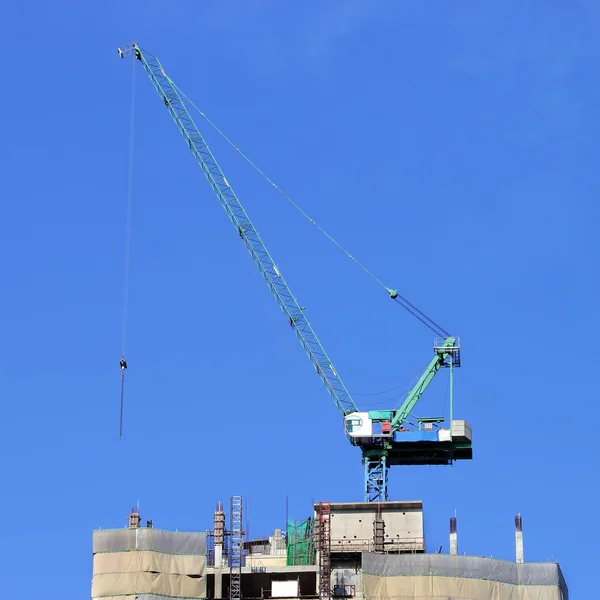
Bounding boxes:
[318,502,331,599]
[230,496,243,600]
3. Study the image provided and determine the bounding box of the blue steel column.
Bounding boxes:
[364,457,389,502]
[229,495,243,600]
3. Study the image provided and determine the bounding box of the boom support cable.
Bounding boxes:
[119,58,136,439]
[392,296,449,338]
[173,84,451,337]
[175,86,387,287]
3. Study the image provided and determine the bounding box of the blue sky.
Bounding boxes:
[1,1,598,597]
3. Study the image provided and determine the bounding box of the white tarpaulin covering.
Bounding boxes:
[362,553,568,600]
[92,528,206,599]
[93,528,206,555]
[94,551,204,576]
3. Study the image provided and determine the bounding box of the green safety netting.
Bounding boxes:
[286,517,315,566]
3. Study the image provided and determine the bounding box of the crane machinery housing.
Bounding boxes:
[117,42,473,502]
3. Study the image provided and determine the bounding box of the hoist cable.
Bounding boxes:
[119,58,136,440]
[173,83,452,338]
[122,59,136,358]
[350,362,429,397]
[120,370,125,440]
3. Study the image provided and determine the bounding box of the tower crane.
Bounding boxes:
[118,43,472,501]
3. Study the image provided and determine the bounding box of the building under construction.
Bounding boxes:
[99,43,568,600]
[90,499,568,600]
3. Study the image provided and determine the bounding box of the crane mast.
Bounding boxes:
[118,42,472,502]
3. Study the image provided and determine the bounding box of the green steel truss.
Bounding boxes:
[391,336,459,430]
[124,43,358,418]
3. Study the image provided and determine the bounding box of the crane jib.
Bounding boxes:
[129,44,358,418]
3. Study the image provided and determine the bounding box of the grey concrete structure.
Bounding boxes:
[314,501,424,554]
[516,514,524,564]
[450,516,458,556]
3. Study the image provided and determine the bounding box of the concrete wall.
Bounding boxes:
[331,559,363,598]
[315,501,424,553]
[245,554,287,568]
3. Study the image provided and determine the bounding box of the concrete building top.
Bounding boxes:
[313,501,422,511]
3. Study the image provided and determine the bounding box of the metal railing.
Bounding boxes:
[328,536,424,553]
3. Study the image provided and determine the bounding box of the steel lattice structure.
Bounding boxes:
[118,42,472,502]
[117,42,357,419]
[230,496,243,600]
[317,502,331,599]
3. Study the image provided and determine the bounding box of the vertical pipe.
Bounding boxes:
[515,514,524,564]
[449,516,458,556]
[449,358,454,437]
[246,496,251,556]
[214,502,225,569]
